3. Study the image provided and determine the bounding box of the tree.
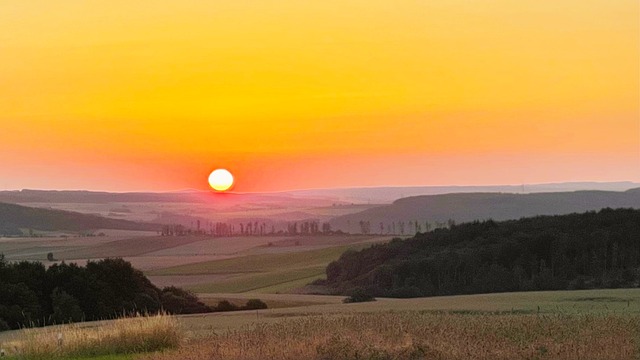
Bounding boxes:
[160,287,210,314]
[343,288,376,303]
[244,299,267,310]
[51,288,84,323]
[216,300,238,312]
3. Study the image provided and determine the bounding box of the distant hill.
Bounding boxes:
[325,208,640,298]
[288,181,640,203]
[330,188,640,233]
[0,202,160,235]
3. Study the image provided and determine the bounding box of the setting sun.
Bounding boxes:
[208,169,234,192]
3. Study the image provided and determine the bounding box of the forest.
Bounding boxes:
[0,257,211,331]
[325,208,640,298]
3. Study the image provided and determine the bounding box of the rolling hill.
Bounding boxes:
[330,188,640,233]
[0,202,160,235]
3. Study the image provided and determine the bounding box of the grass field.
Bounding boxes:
[147,240,385,293]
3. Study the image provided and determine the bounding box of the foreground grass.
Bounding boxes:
[144,312,640,360]
[1,314,182,360]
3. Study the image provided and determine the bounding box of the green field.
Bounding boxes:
[147,241,385,293]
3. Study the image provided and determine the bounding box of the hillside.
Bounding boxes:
[290,181,640,203]
[0,202,160,235]
[325,208,640,298]
[330,188,640,233]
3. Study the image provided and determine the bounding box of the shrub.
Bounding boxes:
[244,299,268,310]
[160,287,211,314]
[216,300,238,312]
[343,288,376,303]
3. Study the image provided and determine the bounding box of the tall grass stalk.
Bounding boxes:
[2,313,182,359]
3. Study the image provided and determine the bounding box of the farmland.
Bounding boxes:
[0,233,389,294]
[3,289,640,359]
[154,312,640,360]
[176,288,640,335]
[162,289,640,360]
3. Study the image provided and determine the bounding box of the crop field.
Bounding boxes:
[1,233,389,290]
[146,239,386,293]
[150,312,640,360]
[197,293,344,310]
[3,289,640,359]
[16,201,376,226]
[176,288,640,336]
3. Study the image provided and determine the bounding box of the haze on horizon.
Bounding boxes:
[1,0,638,193]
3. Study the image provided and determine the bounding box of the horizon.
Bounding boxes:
[1,180,639,195]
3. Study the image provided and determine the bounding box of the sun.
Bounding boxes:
[208,169,234,192]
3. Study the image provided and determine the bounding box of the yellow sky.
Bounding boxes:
[1,0,638,191]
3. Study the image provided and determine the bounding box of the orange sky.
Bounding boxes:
[1,0,639,192]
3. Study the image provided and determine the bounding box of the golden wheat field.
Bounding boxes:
[3,291,640,359]
[144,312,640,360]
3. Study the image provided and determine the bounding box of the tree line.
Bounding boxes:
[0,257,265,331]
[161,220,337,237]
[323,208,640,298]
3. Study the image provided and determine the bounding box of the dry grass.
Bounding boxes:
[144,312,640,360]
[1,313,182,359]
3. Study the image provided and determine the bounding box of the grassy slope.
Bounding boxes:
[148,242,382,293]
[0,202,159,235]
[330,188,640,231]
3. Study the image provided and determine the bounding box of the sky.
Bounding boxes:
[1,0,638,192]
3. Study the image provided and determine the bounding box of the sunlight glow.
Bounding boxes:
[208,169,234,192]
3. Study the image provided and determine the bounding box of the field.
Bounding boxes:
[174,288,640,336]
[0,233,389,295]
[150,312,640,360]
[4,220,640,359]
[3,289,640,359]
[147,238,383,294]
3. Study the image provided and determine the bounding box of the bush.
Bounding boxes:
[216,300,238,312]
[244,299,268,310]
[343,288,376,303]
[160,287,211,314]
